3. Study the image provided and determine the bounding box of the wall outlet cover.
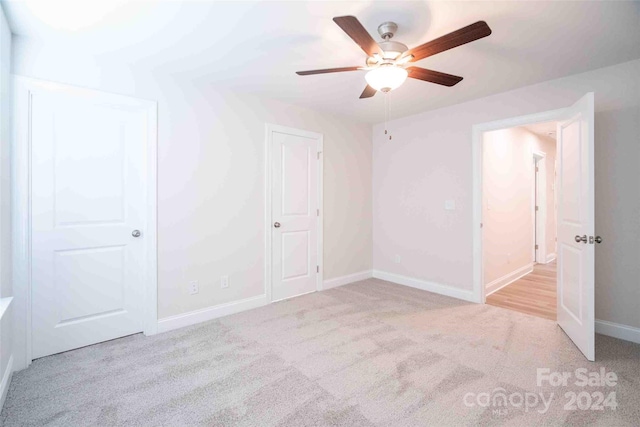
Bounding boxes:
[189,280,199,295]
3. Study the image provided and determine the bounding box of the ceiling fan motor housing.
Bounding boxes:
[375,22,408,60]
[379,40,408,59]
[377,21,398,39]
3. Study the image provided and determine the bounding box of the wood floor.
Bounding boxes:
[486,261,557,320]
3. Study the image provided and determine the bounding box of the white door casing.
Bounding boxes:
[265,124,322,302]
[472,93,595,361]
[556,92,595,361]
[13,77,157,365]
[533,151,547,264]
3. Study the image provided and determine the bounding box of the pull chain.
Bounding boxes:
[383,91,392,141]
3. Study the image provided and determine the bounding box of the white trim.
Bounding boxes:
[0,355,13,411]
[0,297,11,320]
[264,124,323,301]
[157,295,267,333]
[323,270,372,290]
[485,263,534,296]
[144,102,159,336]
[532,150,547,264]
[546,253,557,263]
[373,270,476,303]
[11,76,158,369]
[472,107,567,304]
[595,319,640,345]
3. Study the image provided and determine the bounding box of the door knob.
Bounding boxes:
[274,222,281,228]
[594,236,603,244]
[574,235,587,243]
[132,230,141,238]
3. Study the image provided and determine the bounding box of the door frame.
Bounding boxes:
[12,76,158,370]
[533,150,547,264]
[472,108,565,303]
[264,123,323,303]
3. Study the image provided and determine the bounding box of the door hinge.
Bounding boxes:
[317,152,321,160]
[535,206,539,211]
[317,265,319,273]
[317,209,319,216]
[535,244,539,250]
[535,167,539,172]
[480,223,483,228]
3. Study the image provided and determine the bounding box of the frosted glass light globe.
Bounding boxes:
[365,66,408,92]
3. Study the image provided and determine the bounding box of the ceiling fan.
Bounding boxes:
[296,16,492,98]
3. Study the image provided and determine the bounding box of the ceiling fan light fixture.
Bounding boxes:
[379,40,408,60]
[365,65,408,92]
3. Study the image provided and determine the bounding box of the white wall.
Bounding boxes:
[373,60,640,329]
[11,37,372,320]
[482,127,536,286]
[0,3,12,408]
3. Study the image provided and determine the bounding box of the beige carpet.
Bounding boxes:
[1,278,639,426]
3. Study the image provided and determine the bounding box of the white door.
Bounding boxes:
[269,126,322,302]
[556,92,595,361]
[30,86,153,358]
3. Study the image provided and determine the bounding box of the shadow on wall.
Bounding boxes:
[594,107,640,328]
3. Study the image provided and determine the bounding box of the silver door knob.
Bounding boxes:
[274,222,281,228]
[132,230,141,238]
[595,236,603,244]
[574,234,587,243]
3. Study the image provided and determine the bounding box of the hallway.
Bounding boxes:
[486,261,557,320]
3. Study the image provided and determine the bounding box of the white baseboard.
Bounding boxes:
[595,319,640,344]
[157,294,267,333]
[485,263,534,296]
[545,253,557,264]
[0,355,13,412]
[323,270,372,290]
[372,270,476,303]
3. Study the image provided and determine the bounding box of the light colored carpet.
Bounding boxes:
[1,278,639,426]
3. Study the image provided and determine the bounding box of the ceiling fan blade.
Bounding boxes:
[359,85,377,99]
[333,16,382,57]
[406,67,463,86]
[296,66,361,76]
[404,21,492,62]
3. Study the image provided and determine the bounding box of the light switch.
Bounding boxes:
[445,200,456,210]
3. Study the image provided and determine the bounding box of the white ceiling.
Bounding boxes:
[522,121,558,140]
[3,0,640,123]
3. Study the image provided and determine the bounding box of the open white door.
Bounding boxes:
[556,92,595,361]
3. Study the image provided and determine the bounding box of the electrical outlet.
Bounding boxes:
[394,255,401,264]
[189,280,199,295]
[220,275,229,289]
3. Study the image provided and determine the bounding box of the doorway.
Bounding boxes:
[265,124,323,302]
[13,77,158,367]
[481,122,558,321]
[472,93,596,361]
